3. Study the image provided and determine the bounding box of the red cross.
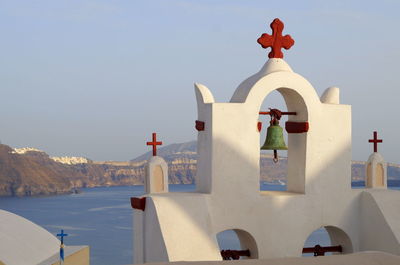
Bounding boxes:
[257,18,295,59]
[368,131,382,153]
[146,133,162,156]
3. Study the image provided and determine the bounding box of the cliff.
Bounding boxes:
[0,144,79,196]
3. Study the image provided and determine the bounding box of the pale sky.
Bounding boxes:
[1,0,400,163]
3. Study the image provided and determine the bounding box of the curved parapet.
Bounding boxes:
[194,83,214,193]
[195,83,215,105]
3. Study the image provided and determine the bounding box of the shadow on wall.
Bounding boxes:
[161,129,354,260]
[157,74,356,259]
[325,226,354,253]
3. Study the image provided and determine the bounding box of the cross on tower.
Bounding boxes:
[257,18,295,59]
[368,131,383,153]
[56,229,68,244]
[56,229,68,264]
[146,132,162,156]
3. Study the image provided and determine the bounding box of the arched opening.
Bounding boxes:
[258,88,308,194]
[376,164,384,187]
[216,229,258,260]
[153,165,164,192]
[260,90,288,191]
[302,226,353,256]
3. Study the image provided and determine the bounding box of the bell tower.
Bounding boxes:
[132,18,400,263]
[144,133,168,193]
[365,131,387,189]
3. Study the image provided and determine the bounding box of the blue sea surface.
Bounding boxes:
[1,184,399,264]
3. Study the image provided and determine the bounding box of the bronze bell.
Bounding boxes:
[261,120,288,150]
[261,119,287,163]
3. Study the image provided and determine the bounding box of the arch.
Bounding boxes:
[231,70,320,117]
[259,90,289,191]
[302,225,353,256]
[231,68,321,194]
[325,226,353,254]
[153,165,164,192]
[216,229,258,259]
[252,85,311,193]
[376,164,384,187]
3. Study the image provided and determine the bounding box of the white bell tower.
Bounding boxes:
[144,133,168,193]
[365,131,387,189]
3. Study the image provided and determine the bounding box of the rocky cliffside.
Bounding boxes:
[1,141,399,196]
[0,144,147,196]
[0,144,79,196]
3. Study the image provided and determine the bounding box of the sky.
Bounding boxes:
[1,0,400,163]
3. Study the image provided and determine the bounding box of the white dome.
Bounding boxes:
[0,210,59,265]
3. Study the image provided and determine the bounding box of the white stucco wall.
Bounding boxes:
[366,153,387,189]
[145,156,169,194]
[360,190,400,254]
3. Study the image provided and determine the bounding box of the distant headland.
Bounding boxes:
[0,141,399,196]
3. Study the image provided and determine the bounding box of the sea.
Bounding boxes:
[1,183,399,265]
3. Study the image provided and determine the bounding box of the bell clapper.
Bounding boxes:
[270,110,281,163]
[273,150,279,163]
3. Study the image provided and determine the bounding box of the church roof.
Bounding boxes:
[0,210,59,265]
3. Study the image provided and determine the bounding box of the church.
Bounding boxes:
[131,18,400,264]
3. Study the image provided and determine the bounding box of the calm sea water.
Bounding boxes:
[1,184,399,265]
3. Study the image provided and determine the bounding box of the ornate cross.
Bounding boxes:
[146,132,162,156]
[257,18,295,59]
[368,131,383,153]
